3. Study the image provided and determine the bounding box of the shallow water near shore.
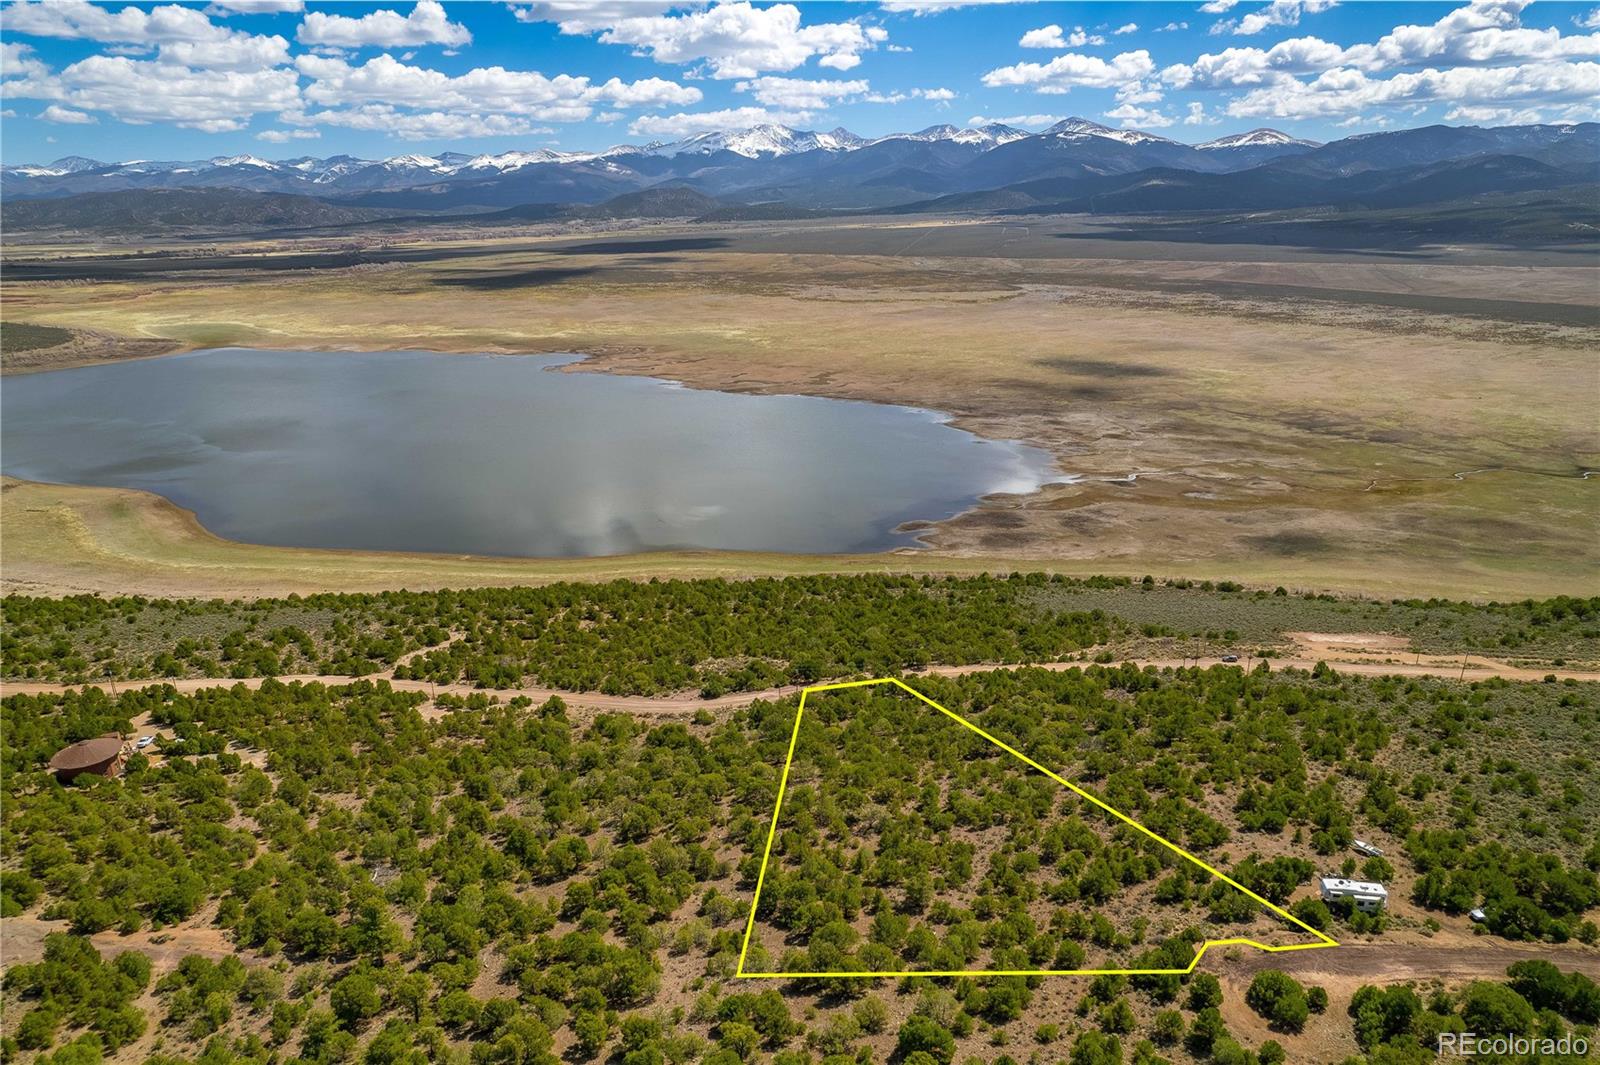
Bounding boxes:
[1,347,1056,557]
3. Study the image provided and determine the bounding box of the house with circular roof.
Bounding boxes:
[47,734,126,783]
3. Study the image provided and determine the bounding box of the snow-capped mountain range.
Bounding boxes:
[5,120,1309,182]
[5,119,1592,215]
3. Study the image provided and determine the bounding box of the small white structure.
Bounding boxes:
[1319,876,1388,913]
[1353,840,1384,858]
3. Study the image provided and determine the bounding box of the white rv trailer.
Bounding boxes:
[1319,876,1388,913]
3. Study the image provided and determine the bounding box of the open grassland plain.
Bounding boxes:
[3,216,1597,601]
[3,650,1599,1065]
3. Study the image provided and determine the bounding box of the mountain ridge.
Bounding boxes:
[0,117,1371,200]
[4,120,1593,229]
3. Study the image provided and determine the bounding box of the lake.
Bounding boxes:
[2,349,1056,557]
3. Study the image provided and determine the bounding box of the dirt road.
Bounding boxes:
[1217,939,1600,982]
[3,654,1596,715]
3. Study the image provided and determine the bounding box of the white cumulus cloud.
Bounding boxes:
[40,103,97,123]
[982,50,1155,93]
[289,104,556,140]
[627,106,813,137]
[861,85,954,104]
[256,126,319,141]
[1165,2,1600,90]
[5,0,234,43]
[1225,59,1600,120]
[1020,24,1104,49]
[209,0,304,13]
[3,0,291,70]
[1444,104,1545,123]
[1223,0,1340,37]
[1104,103,1173,128]
[156,35,291,72]
[508,2,688,29]
[4,53,301,131]
[734,76,868,109]
[296,53,699,124]
[297,1,471,49]
[2,42,52,80]
[967,112,1061,127]
[878,1,1015,13]
[525,2,887,80]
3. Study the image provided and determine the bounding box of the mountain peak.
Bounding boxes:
[381,154,445,170]
[1045,117,1175,147]
[871,124,1030,148]
[654,124,859,158]
[824,126,868,149]
[3,156,107,178]
[1198,128,1321,150]
[49,155,106,173]
[976,123,1030,141]
[209,154,278,169]
[459,149,574,171]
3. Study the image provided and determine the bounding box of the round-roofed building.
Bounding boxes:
[48,734,125,782]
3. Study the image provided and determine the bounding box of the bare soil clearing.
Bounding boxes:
[1289,631,1411,653]
[1217,938,1600,982]
[1211,937,1600,1065]
[1284,630,1575,674]
[2,915,236,972]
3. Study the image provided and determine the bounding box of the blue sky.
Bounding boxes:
[1,1,1596,162]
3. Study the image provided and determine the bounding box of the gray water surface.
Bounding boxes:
[1,348,1056,557]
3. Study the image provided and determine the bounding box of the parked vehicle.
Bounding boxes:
[1320,876,1388,913]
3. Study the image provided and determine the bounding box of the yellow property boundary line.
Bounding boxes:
[736,677,1338,978]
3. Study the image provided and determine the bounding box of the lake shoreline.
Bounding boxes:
[1,346,1059,561]
[1,476,1576,602]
